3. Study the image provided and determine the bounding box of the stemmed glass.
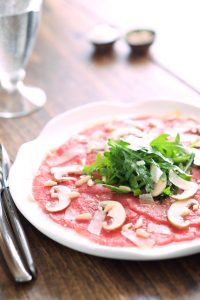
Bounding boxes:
[0,0,46,118]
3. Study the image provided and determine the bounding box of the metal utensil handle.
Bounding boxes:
[2,188,36,277]
[0,191,32,282]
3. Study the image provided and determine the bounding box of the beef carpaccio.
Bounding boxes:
[32,115,200,248]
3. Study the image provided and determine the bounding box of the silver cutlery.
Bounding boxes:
[0,144,36,282]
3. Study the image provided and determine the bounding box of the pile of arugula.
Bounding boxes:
[83,134,195,200]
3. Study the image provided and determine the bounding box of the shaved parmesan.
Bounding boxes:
[139,194,154,203]
[150,164,163,183]
[121,230,155,248]
[169,170,193,190]
[87,210,105,235]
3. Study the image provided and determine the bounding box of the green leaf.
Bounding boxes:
[102,184,131,194]
[150,134,189,163]
[83,134,194,201]
[83,153,104,174]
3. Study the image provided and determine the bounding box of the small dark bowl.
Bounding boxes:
[88,24,120,53]
[125,29,155,55]
[91,41,117,53]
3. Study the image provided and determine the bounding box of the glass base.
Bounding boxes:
[0,82,46,118]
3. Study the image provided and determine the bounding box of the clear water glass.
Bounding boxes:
[0,0,46,118]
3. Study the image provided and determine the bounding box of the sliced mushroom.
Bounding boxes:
[51,165,83,181]
[168,199,199,228]
[171,182,198,200]
[46,185,72,212]
[98,201,126,231]
[151,177,167,197]
[169,170,199,200]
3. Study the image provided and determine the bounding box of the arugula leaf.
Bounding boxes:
[83,153,104,175]
[102,184,131,194]
[150,134,190,164]
[83,134,194,200]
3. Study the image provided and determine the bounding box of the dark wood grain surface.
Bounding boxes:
[1,1,200,299]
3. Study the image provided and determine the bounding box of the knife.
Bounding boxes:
[0,144,36,281]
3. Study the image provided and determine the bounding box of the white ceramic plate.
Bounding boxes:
[9,99,200,260]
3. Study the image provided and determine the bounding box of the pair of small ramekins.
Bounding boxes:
[88,24,155,55]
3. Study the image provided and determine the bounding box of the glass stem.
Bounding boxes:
[0,69,26,93]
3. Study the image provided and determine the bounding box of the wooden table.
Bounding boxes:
[1,1,200,299]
